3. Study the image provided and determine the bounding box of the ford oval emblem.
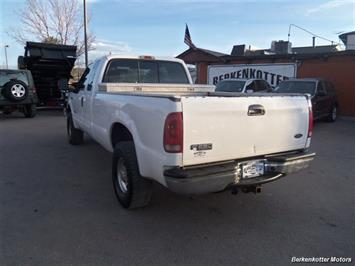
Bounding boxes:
[294,134,303,139]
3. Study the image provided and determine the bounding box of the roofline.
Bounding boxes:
[176,48,227,62]
[222,50,355,62]
[100,54,186,64]
[339,31,355,45]
[292,44,339,49]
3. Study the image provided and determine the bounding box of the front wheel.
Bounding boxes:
[112,141,152,209]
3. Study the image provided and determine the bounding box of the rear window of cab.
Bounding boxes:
[102,59,189,84]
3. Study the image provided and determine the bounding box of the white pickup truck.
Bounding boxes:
[65,55,315,209]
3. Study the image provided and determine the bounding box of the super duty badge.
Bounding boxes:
[190,143,213,151]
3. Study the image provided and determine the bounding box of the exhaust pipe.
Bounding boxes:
[254,186,262,194]
[239,186,262,194]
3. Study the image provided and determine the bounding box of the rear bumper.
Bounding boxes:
[164,151,315,195]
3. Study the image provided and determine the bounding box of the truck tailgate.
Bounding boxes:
[181,95,309,166]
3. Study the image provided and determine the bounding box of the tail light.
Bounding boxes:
[163,112,183,153]
[308,101,313,138]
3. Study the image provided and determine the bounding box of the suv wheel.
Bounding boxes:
[23,104,37,118]
[67,112,84,145]
[3,80,29,102]
[327,105,337,122]
[112,141,152,209]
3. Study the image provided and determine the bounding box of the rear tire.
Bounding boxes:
[23,104,36,118]
[67,112,84,145]
[327,105,337,122]
[112,141,152,209]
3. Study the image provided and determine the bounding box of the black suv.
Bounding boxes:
[274,78,338,122]
[0,69,38,117]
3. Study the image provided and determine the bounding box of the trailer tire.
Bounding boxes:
[112,141,152,209]
[18,56,26,69]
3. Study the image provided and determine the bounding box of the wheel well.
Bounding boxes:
[111,123,133,147]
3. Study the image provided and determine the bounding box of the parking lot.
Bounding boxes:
[1,110,354,265]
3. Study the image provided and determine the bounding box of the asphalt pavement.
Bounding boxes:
[1,110,354,265]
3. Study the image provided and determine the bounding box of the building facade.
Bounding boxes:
[178,48,355,116]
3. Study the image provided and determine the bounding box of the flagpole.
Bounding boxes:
[83,0,88,68]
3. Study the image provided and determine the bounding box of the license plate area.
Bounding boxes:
[240,160,265,179]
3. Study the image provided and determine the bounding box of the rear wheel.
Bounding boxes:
[23,104,36,118]
[327,105,337,122]
[112,141,152,209]
[67,112,84,145]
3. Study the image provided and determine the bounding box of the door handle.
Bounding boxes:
[248,104,265,116]
[81,96,84,107]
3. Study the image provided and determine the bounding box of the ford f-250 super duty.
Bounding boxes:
[65,55,315,209]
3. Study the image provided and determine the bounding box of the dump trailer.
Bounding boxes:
[18,42,77,106]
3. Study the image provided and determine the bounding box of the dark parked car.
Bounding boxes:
[0,69,38,117]
[274,78,338,122]
[215,78,273,93]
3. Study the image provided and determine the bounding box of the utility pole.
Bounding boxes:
[4,45,9,69]
[83,0,88,68]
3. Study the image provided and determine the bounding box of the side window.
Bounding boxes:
[78,67,90,90]
[317,81,327,95]
[254,80,268,91]
[246,81,256,91]
[84,61,99,91]
[103,60,139,83]
[325,81,335,95]
[0,72,28,86]
[263,80,272,90]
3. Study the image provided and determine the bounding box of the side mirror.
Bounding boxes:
[246,89,254,93]
[68,82,83,93]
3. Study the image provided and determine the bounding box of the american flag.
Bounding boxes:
[184,24,196,49]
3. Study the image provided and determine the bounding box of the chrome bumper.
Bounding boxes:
[164,151,315,195]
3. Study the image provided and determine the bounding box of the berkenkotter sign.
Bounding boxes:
[208,63,297,87]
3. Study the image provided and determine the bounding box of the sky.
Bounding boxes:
[0,0,354,68]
